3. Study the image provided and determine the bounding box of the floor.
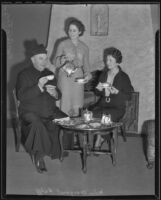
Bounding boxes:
[6,128,155,196]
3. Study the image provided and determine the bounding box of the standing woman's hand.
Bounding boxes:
[60,55,67,65]
[83,73,92,83]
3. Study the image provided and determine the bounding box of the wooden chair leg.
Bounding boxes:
[120,124,127,142]
[15,126,21,152]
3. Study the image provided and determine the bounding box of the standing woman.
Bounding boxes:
[53,17,92,116]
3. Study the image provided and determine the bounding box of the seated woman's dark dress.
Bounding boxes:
[16,63,73,159]
[89,66,134,122]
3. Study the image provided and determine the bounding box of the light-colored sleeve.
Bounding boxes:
[53,42,64,68]
[83,45,92,79]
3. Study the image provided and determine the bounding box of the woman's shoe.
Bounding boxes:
[94,135,105,150]
[40,158,47,172]
[34,158,44,173]
[33,152,47,173]
[93,146,100,157]
[93,136,105,156]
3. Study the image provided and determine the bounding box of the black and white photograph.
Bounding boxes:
[1,2,160,199]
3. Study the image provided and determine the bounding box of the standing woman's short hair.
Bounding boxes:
[103,47,123,64]
[64,17,85,36]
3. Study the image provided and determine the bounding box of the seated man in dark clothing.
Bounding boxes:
[16,41,74,173]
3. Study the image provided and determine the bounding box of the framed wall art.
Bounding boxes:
[90,4,109,36]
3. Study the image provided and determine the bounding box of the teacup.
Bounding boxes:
[46,75,54,80]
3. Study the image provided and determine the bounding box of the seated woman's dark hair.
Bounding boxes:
[103,47,123,64]
[64,17,85,37]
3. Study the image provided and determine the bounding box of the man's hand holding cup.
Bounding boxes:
[45,85,58,99]
[38,77,48,92]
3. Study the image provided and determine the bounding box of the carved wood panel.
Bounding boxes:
[122,92,139,133]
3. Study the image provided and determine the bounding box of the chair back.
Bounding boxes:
[12,88,21,152]
[13,88,20,119]
[121,91,139,133]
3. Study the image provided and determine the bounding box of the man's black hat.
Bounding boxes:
[30,43,47,57]
[24,39,47,58]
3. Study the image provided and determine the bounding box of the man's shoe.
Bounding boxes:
[39,159,47,172]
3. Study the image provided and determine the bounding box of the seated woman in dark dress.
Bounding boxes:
[89,47,134,149]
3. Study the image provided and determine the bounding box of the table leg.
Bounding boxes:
[81,133,88,173]
[121,123,127,142]
[59,129,64,162]
[111,128,118,166]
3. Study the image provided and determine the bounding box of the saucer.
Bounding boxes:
[101,83,111,88]
[75,78,87,84]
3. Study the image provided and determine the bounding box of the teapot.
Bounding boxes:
[62,61,77,77]
[82,109,93,122]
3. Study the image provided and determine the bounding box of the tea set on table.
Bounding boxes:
[81,109,112,151]
[82,109,112,126]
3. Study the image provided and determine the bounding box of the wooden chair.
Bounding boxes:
[12,88,21,152]
[120,92,139,135]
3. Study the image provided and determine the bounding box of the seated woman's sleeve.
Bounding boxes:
[113,73,134,101]
[16,72,42,101]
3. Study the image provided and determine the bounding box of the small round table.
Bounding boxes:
[56,117,122,173]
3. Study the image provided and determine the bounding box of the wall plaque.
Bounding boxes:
[90,4,109,36]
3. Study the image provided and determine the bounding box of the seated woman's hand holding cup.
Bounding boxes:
[105,87,111,97]
[96,82,104,91]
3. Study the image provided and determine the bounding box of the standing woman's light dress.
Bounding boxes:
[54,39,91,116]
